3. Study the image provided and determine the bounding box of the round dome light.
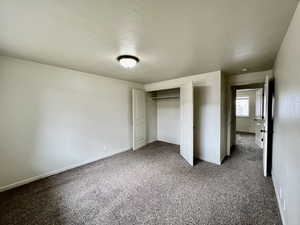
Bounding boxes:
[117,55,139,69]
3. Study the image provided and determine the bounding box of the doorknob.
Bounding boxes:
[260,129,266,133]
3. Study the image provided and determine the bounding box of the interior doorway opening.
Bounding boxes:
[228,77,275,177]
[234,87,265,165]
[133,83,195,166]
[235,87,264,147]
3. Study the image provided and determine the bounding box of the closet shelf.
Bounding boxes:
[151,96,180,100]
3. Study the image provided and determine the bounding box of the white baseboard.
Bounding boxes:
[220,154,227,165]
[197,155,221,165]
[272,175,286,225]
[157,137,180,145]
[0,148,130,192]
[147,139,157,144]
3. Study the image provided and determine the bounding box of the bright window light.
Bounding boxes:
[236,97,249,117]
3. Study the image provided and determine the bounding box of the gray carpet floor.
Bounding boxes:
[0,133,281,225]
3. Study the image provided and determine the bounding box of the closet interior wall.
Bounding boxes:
[146,88,180,145]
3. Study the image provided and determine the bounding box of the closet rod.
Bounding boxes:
[151,96,180,100]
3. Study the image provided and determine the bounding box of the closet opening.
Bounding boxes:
[148,88,180,146]
[132,84,194,166]
[139,83,194,166]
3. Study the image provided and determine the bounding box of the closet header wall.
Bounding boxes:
[149,88,180,100]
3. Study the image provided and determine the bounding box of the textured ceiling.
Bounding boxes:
[0,0,298,83]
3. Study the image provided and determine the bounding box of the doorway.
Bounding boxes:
[133,83,194,166]
[228,78,275,176]
[235,87,264,166]
[235,88,264,144]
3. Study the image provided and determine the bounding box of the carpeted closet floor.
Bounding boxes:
[0,133,281,225]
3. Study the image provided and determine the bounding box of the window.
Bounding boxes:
[255,88,264,119]
[236,97,249,117]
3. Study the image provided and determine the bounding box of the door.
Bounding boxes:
[132,89,146,150]
[255,120,264,148]
[255,88,264,148]
[228,87,237,155]
[255,88,263,119]
[180,82,194,166]
[263,76,274,176]
[231,88,237,150]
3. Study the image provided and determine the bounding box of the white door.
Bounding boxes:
[255,88,264,148]
[255,120,264,148]
[263,76,270,176]
[180,82,194,166]
[255,88,263,119]
[132,89,146,150]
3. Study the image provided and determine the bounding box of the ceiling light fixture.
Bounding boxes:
[117,55,139,69]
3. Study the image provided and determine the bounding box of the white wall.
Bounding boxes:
[157,98,180,145]
[228,70,271,86]
[236,89,257,133]
[146,93,157,143]
[145,71,224,165]
[0,56,143,191]
[272,3,300,225]
[156,89,180,145]
[145,71,220,92]
[193,73,223,164]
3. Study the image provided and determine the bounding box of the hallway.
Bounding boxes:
[235,132,263,162]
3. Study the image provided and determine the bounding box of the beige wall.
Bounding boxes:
[0,56,142,191]
[273,2,300,225]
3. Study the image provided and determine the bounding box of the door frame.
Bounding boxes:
[227,79,275,177]
[145,82,195,166]
[264,78,275,176]
[132,89,147,150]
[227,83,265,156]
[180,81,194,166]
